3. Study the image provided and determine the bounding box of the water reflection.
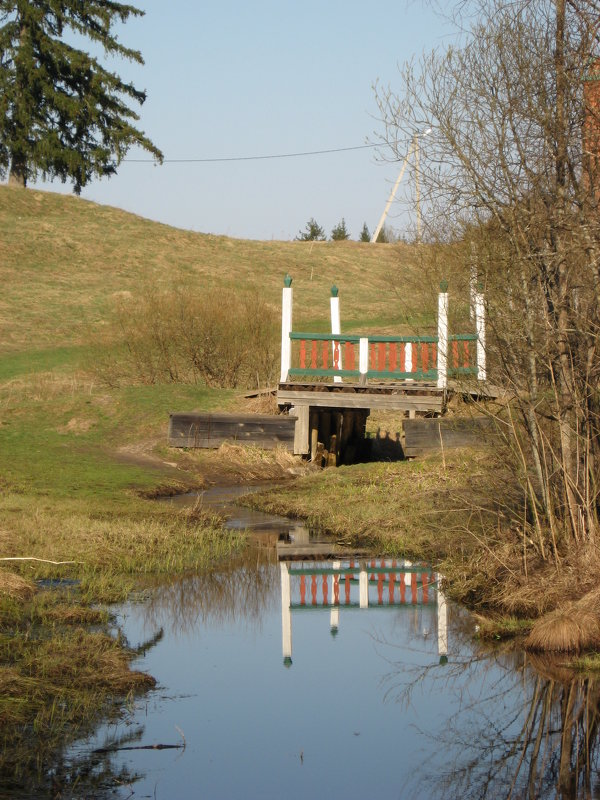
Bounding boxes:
[54,487,600,800]
[142,548,278,635]
[381,636,600,799]
[114,538,600,798]
[279,558,448,667]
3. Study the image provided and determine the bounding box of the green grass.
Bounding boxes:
[0,364,234,498]
[573,653,600,671]
[243,450,493,560]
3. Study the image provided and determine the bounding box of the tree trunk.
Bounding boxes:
[8,155,27,188]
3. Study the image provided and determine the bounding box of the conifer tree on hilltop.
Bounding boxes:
[296,218,326,241]
[0,0,162,193]
[331,218,350,240]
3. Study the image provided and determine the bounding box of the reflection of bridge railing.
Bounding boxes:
[280,559,448,667]
[287,559,437,609]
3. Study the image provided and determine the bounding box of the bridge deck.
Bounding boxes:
[277,380,445,414]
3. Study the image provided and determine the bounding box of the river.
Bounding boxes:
[58,486,600,799]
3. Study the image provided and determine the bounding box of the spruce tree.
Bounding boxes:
[0,1,162,192]
[296,218,326,241]
[359,222,371,242]
[330,218,350,240]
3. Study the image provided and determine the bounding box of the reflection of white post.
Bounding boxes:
[475,287,486,382]
[330,285,343,384]
[359,338,369,385]
[437,575,448,659]
[330,606,339,634]
[359,563,369,608]
[437,280,449,389]
[280,275,293,383]
[280,562,292,666]
[331,561,341,630]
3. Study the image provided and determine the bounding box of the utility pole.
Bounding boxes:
[371,141,414,243]
[372,129,431,244]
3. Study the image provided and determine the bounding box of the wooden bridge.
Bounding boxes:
[168,274,489,463]
[277,275,487,462]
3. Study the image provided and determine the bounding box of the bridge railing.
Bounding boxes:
[280,276,484,386]
[287,333,442,381]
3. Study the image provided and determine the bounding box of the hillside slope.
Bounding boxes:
[0,185,441,354]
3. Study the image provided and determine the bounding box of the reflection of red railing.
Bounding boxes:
[291,559,436,608]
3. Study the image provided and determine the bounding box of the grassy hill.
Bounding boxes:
[0,184,445,358]
[0,184,451,503]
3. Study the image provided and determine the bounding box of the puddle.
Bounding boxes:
[35,577,80,590]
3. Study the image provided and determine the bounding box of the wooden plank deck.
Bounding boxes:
[277,381,444,414]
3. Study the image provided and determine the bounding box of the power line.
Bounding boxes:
[124,142,380,163]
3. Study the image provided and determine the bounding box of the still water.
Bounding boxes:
[65,489,600,800]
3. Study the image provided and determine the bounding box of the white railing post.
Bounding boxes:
[280,562,292,667]
[437,280,449,389]
[358,337,369,385]
[330,285,343,384]
[475,284,486,382]
[280,274,293,383]
[405,341,413,381]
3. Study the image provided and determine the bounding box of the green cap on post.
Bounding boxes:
[331,284,339,298]
[439,279,449,293]
[283,274,292,287]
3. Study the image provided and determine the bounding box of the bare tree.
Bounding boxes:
[377,0,600,556]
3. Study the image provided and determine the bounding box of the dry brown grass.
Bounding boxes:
[215,442,306,480]
[242,392,279,415]
[0,184,445,354]
[526,588,600,653]
[174,441,311,485]
[25,629,156,692]
[0,571,35,601]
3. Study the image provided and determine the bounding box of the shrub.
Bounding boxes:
[107,286,279,389]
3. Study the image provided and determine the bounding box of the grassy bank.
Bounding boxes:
[0,184,454,354]
[0,339,300,791]
[244,441,600,660]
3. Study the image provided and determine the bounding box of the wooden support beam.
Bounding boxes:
[291,405,310,455]
[277,389,443,412]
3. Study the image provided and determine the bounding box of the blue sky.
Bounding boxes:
[34,1,452,240]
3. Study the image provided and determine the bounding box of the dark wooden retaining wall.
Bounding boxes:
[168,413,296,450]
[404,416,495,458]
